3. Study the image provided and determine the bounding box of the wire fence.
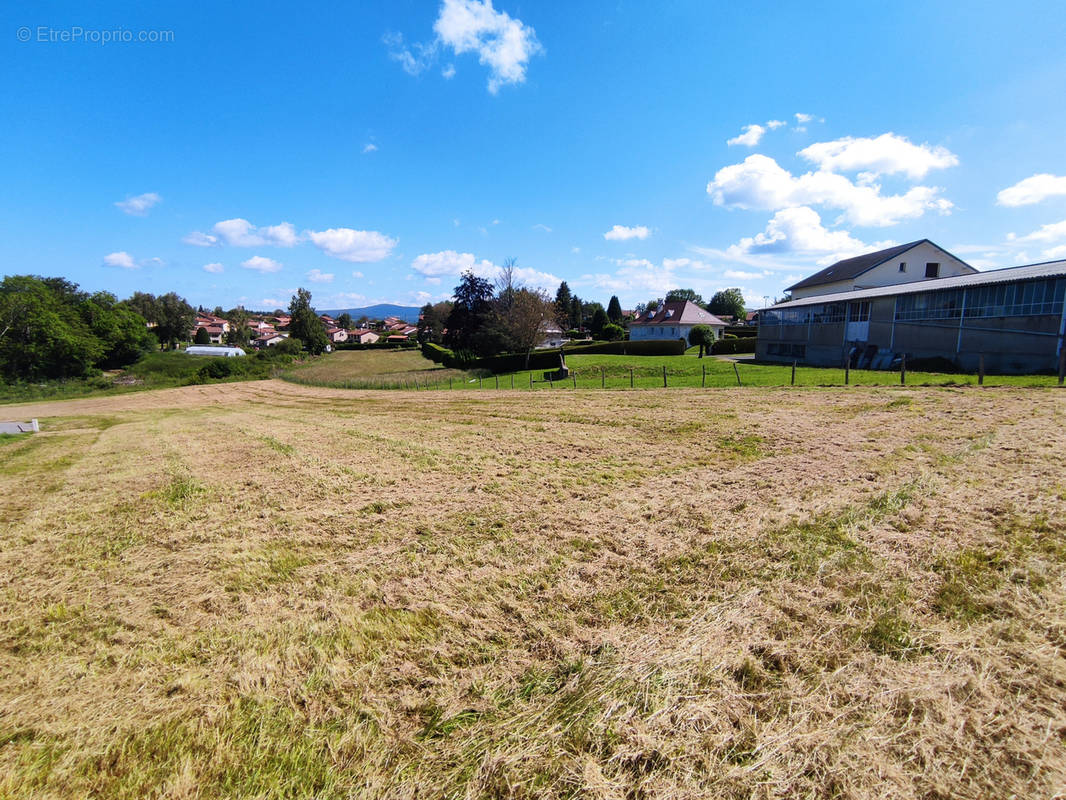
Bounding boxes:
[282,357,1066,392]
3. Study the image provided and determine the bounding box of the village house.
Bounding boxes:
[253,333,287,348]
[628,301,727,342]
[325,327,348,344]
[349,329,380,344]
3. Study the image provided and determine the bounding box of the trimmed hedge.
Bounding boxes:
[711,337,757,355]
[421,342,451,363]
[561,339,687,357]
[334,341,418,351]
[724,325,758,338]
[423,338,690,373]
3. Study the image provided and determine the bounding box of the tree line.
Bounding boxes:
[0,276,182,381]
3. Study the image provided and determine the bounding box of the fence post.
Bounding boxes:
[449,378,452,391]
[572,373,577,389]
[601,366,605,389]
[549,375,553,389]
[479,376,483,389]
[791,361,796,386]
[662,365,667,387]
[1059,345,1066,386]
[702,364,706,388]
[900,354,907,386]
[511,373,514,389]
[630,367,634,388]
[495,375,499,390]
[978,354,985,386]
[844,355,850,386]
[530,372,533,390]
[733,362,742,386]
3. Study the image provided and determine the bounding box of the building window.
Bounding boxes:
[925,262,940,278]
[964,277,1066,318]
[899,262,907,272]
[895,289,963,321]
[848,301,870,322]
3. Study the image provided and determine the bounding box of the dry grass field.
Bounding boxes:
[1,380,1064,799]
[285,349,469,389]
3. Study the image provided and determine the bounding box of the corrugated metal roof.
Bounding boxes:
[786,240,927,292]
[771,259,1066,309]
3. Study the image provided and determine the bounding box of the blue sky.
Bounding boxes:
[3,0,1066,312]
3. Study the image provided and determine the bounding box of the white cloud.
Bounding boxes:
[727,206,896,266]
[766,120,786,130]
[997,174,1066,207]
[362,143,378,153]
[410,250,558,289]
[183,231,219,247]
[307,268,334,283]
[383,31,436,75]
[352,270,364,278]
[114,192,161,216]
[203,262,224,274]
[434,0,543,93]
[707,153,952,227]
[1042,244,1066,260]
[103,251,137,269]
[795,113,815,124]
[241,256,283,274]
[662,257,712,271]
[799,133,958,179]
[212,218,301,247]
[724,269,770,280]
[442,63,456,79]
[731,207,870,255]
[261,298,284,308]
[1015,219,1066,243]
[603,224,650,241]
[306,228,398,262]
[727,124,765,147]
[411,250,496,278]
[532,223,552,233]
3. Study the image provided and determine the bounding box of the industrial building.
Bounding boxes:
[758,254,1066,374]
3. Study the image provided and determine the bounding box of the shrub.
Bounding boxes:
[193,327,211,344]
[272,337,304,356]
[601,323,625,342]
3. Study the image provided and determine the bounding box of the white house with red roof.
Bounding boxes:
[628,301,727,342]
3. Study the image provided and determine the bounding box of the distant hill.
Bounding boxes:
[320,304,421,323]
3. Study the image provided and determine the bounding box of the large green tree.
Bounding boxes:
[0,276,152,381]
[666,288,704,306]
[444,271,496,355]
[83,291,155,367]
[589,305,608,336]
[288,288,329,354]
[708,288,747,319]
[224,306,251,347]
[606,295,623,323]
[417,301,452,344]
[554,281,573,328]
